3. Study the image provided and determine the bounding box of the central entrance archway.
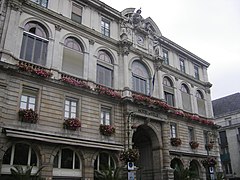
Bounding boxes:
[133,124,161,180]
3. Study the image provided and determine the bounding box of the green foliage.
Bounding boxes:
[10,165,44,180]
[216,172,225,180]
[174,165,197,180]
[94,166,123,180]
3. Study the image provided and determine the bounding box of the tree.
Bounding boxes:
[10,165,44,180]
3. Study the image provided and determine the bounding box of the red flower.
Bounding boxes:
[99,124,116,136]
[63,118,81,130]
[61,77,90,89]
[96,85,121,99]
[189,141,199,149]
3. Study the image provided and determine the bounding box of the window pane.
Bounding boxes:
[33,38,42,64]
[30,148,37,166]
[61,149,73,169]
[99,153,108,170]
[25,36,34,61]
[74,154,80,169]
[13,144,29,165]
[20,34,27,59]
[3,146,12,164]
[53,152,59,168]
[29,97,36,104]
[70,113,76,118]
[72,13,82,23]
[28,104,35,110]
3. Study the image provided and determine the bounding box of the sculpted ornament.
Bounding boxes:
[130,8,145,29]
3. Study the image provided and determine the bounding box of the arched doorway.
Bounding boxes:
[133,124,161,180]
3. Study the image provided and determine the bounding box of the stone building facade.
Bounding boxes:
[212,93,240,179]
[0,0,220,179]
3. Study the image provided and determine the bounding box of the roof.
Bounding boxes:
[212,93,240,117]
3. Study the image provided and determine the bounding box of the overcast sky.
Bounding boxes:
[101,0,240,100]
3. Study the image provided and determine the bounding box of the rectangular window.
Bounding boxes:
[97,64,113,87]
[179,57,185,73]
[194,65,199,79]
[170,123,177,138]
[101,18,110,37]
[20,87,38,111]
[133,75,147,94]
[219,131,228,146]
[164,92,174,106]
[64,98,78,119]
[71,2,82,24]
[101,107,111,125]
[162,49,169,65]
[31,0,48,7]
[203,130,209,144]
[188,127,194,141]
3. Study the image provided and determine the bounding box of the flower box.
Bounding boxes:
[95,86,121,99]
[61,77,90,89]
[119,148,140,163]
[18,109,38,124]
[205,143,214,150]
[18,62,52,78]
[170,137,182,146]
[201,157,217,167]
[63,118,81,130]
[99,124,115,136]
[189,141,199,149]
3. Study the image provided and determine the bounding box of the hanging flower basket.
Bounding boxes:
[119,148,140,163]
[99,124,115,136]
[189,141,199,149]
[18,109,38,123]
[201,157,217,167]
[205,143,214,150]
[170,137,182,146]
[63,118,81,130]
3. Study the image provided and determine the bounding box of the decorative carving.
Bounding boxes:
[130,8,145,29]
[8,0,25,11]
[89,39,95,45]
[55,24,62,31]
[119,40,132,55]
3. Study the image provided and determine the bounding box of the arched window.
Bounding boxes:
[53,148,82,178]
[20,21,48,66]
[181,83,192,112]
[62,37,84,77]
[132,61,149,95]
[196,90,206,116]
[2,143,38,175]
[97,50,113,87]
[196,90,204,99]
[163,77,174,106]
[181,84,189,93]
[94,152,115,171]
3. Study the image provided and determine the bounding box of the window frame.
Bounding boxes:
[20,86,38,111]
[194,65,200,80]
[20,22,48,66]
[101,18,110,37]
[53,148,82,177]
[64,97,78,119]
[97,50,114,87]
[162,49,169,65]
[2,143,39,175]
[100,107,112,125]
[170,123,177,138]
[179,57,186,73]
[94,152,115,171]
[71,2,83,24]
[132,61,149,95]
[31,0,48,8]
[188,127,195,142]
